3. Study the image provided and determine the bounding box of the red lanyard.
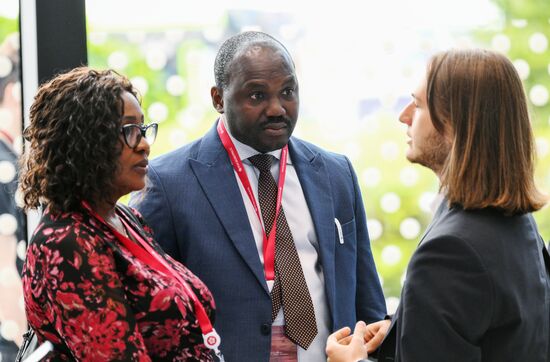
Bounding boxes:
[217,119,287,281]
[0,130,14,145]
[81,202,223,357]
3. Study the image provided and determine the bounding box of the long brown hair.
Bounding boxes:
[426,49,547,214]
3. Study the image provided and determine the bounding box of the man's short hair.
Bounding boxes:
[427,49,547,214]
[213,31,292,90]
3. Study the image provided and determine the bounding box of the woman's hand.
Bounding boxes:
[326,321,369,362]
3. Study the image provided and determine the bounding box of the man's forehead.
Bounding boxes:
[235,41,292,63]
[238,38,284,51]
[227,43,295,80]
[240,74,297,89]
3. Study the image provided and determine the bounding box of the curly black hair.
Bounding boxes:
[19,67,139,213]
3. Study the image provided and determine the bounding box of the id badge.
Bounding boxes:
[269,325,297,362]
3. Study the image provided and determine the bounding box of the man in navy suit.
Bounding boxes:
[132,31,386,361]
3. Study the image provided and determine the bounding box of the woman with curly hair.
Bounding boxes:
[20,67,222,361]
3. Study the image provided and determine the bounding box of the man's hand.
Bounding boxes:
[364,319,391,353]
[326,321,368,362]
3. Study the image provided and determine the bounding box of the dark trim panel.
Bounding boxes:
[35,0,87,84]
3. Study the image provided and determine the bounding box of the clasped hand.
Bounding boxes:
[326,319,391,362]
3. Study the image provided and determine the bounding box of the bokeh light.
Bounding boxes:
[362,168,382,188]
[491,34,510,53]
[529,32,548,54]
[530,85,549,107]
[400,218,422,240]
[381,193,401,214]
[381,245,402,266]
[367,219,383,241]
[513,59,530,80]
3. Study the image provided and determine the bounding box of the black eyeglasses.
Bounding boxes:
[120,123,158,149]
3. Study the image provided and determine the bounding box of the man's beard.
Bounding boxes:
[408,131,451,174]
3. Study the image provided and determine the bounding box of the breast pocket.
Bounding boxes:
[334,218,358,291]
[335,218,357,246]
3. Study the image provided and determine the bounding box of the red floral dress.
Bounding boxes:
[22,205,215,361]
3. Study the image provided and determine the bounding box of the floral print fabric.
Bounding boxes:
[22,205,215,361]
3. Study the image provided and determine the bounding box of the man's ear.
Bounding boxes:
[211,86,224,114]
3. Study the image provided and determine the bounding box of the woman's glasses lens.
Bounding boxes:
[123,126,140,148]
[121,123,158,148]
[145,124,158,145]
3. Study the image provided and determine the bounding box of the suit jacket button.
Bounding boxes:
[260,323,271,335]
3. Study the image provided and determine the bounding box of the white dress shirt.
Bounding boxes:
[223,118,330,361]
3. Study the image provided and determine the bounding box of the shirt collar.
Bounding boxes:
[221,116,291,164]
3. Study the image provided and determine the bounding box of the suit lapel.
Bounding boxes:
[190,124,269,294]
[289,138,336,317]
[417,197,448,246]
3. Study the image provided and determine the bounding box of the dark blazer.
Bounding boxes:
[377,200,550,362]
[132,123,386,362]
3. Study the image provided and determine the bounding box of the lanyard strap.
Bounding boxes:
[118,216,213,332]
[0,130,14,146]
[81,202,222,355]
[217,120,288,281]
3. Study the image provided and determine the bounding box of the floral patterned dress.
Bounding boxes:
[22,205,216,361]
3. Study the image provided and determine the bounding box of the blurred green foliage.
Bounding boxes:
[0,17,17,41]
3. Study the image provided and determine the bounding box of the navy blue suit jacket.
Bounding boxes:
[132,123,386,361]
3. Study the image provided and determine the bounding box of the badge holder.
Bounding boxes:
[203,329,225,362]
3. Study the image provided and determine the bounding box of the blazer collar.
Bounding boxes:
[417,196,449,246]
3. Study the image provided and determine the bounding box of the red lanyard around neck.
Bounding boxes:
[81,201,223,358]
[216,119,288,281]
